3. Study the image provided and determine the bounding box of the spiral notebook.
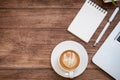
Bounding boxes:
[68,0,107,43]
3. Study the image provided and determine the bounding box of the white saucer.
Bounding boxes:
[51,40,88,78]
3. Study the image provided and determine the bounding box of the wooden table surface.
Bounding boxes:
[0,0,120,80]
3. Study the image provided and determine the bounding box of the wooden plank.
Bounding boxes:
[0,8,119,29]
[0,29,99,69]
[0,69,114,80]
[75,68,114,80]
[0,69,68,80]
[0,0,85,9]
[0,0,119,9]
[0,9,78,29]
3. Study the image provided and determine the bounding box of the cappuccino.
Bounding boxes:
[59,50,80,71]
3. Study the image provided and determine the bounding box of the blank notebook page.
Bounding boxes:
[68,0,107,43]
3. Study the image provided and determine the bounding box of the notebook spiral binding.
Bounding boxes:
[87,0,107,14]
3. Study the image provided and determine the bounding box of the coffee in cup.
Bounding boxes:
[58,50,80,78]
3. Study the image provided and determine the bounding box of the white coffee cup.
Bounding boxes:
[58,50,80,78]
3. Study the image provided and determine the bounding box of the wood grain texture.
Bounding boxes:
[0,0,85,9]
[0,29,98,69]
[0,0,119,9]
[0,0,119,79]
[0,8,119,29]
[0,9,78,29]
[0,69,113,80]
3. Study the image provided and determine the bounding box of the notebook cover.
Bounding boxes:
[67,0,107,43]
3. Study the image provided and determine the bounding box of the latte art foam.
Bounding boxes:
[60,50,80,70]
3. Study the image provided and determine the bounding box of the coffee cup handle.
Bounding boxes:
[65,71,74,78]
[69,71,74,78]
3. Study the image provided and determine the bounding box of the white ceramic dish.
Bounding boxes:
[51,40,88,78]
